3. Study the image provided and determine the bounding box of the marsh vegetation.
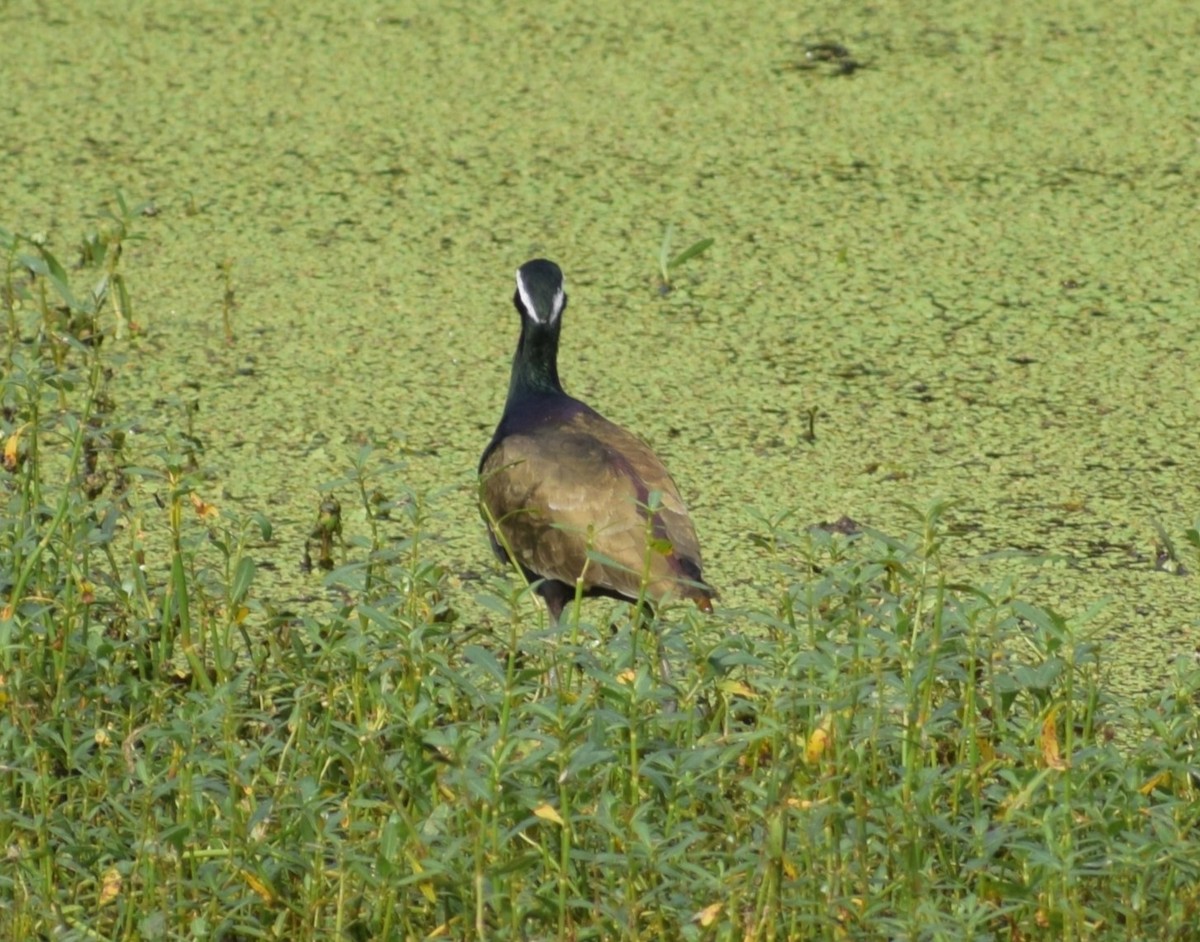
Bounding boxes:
[1,226,1197,939]
[3,0,1199,937]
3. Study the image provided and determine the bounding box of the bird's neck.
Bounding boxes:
[506,321,564,404]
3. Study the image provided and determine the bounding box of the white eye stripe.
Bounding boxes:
[515,269,538,322]
[515,270,566,325]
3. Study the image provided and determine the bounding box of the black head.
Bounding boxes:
[514,259,567,327]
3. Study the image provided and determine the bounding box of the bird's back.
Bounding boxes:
[480,404,711,608]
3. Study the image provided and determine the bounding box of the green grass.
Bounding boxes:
[657,226,713,294]
[2,219,1199,941]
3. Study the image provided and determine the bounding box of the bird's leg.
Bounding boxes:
[536,580,574,691]
[537,580,571,626]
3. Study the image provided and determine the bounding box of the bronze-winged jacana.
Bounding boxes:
[478,258,714,627]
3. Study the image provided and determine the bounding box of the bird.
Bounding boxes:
[478,258,714,631]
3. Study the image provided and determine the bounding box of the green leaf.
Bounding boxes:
[39,245,68,285]
[658,224,674,282]
[230,557,256,605]
[668,236,713,271]
[463,643,506,681]
[250,511,273,540]
[36,246,83,312]
[91,273,110,310]
[19,252,47,277]
[475,592,514,616]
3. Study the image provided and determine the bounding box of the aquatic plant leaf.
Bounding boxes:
[231,557,256,605]
[668,237,714,270]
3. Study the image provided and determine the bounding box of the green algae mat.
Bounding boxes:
[3,1,1197,687]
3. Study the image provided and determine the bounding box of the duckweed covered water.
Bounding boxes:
[2,0,1197,694]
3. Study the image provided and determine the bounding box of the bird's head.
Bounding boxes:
[514,258,567,327]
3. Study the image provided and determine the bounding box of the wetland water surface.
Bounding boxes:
[3,0,1197,695]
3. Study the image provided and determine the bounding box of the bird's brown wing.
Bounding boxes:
[480,410,709,605]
